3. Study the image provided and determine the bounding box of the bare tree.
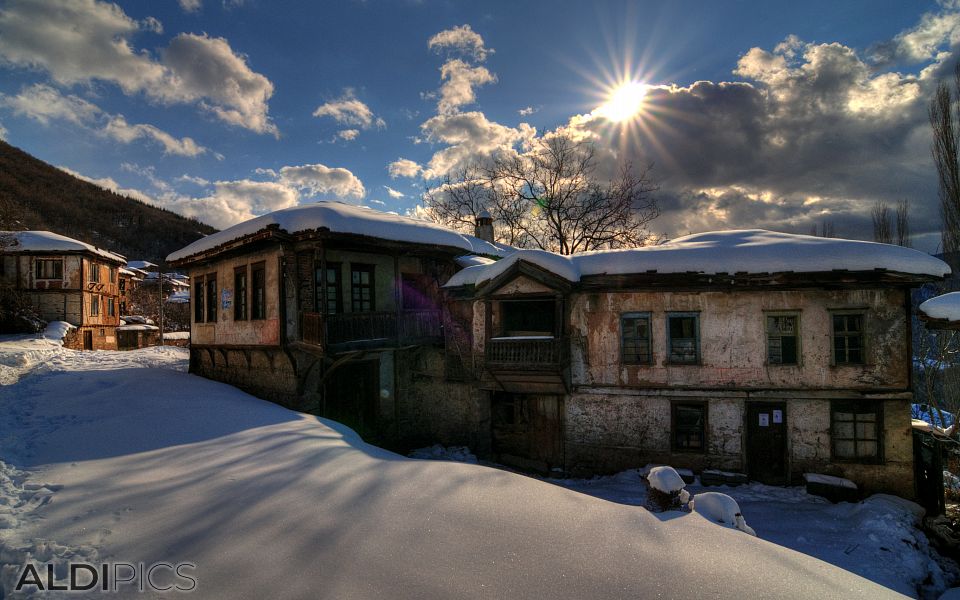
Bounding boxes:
[872,201,893,244]
[424,135,660,254]
[930,63,960,255]
[810,219,835,238]
[896,199,912,247]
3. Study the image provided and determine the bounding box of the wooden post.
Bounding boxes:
[394,253,402,345]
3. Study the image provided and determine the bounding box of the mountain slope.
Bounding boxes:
[0,140,215,265]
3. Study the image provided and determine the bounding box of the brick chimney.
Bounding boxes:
[474,209,494,243]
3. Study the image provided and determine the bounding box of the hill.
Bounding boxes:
[0,140,216,265]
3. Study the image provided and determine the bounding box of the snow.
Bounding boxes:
[689,492,756,536]
[551,469,958,598]
[921,292,960,323]
[167,201,507,263]
[914,404,956,429]
[408,444,478,464]
[646,465,686,493]
[162,331,190,340]
[1,230,125,263]
[0,346,907,598]
[455,254,496,268]
[804,473,859,490]
[166,290,190,304]
[126,260,157,271]
[116,324,158,332]
[444,229,950,288]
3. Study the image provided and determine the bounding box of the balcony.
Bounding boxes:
[484,336,568,370]
[300,309,442,349]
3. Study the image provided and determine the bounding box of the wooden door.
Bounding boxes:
[491,393,564,474]
[322,360,380,441]
[82,330,93,350]
[746,402,788,484]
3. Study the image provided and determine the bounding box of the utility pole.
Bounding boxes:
[158,269,164,347]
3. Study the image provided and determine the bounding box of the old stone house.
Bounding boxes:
[166,202,504,442]
[439,232,950,498]
[1,230,126,349]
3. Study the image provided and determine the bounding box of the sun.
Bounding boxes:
[598,81,648,122]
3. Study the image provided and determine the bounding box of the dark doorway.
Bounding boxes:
[491,392,564,474]
[82,330,93,350]
[322,359,380,441]
[746,401,788,484]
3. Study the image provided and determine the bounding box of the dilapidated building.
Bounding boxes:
[439,232,951,498]
[1,230,126,349]
[166,202,504,442]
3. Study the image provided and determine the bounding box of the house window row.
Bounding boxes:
[35,258,63,280]
[315,263,377,314]
[194,264,266,324]
[87,295,116,317]
[620,310,866,367]
[671,400,881,462]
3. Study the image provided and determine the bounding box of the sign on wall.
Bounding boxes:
[221,289,232,310]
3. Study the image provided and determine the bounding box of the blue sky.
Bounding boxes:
[0,0,954,250]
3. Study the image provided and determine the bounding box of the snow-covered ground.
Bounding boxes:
[551,469,959,598]
[0,328,936,598]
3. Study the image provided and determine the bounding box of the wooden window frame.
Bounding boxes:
[194,276,205,324]
[671,400,707,453]
[350,263,375,313]
[90,262,101,283]
[107,297,115,317]
[830,400,883,464]
[108,266,116,283]
[206,273,218,323]
[317,262,343,315]
[765,311,801,366]
[830,310,866,366]
[35,258,63,280]
[90,294,100,316]
[234,266,248,321]
[620,312,652,365]
[251,262,266,320]
[666,312,701,365]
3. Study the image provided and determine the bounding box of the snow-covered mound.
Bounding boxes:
[408,444,478,464]
[690,492,756,536]
[646,465,686,493]
[445,229,950,287]
[167,201,506,262]
[0,343,900,599]
[920,292,960,323]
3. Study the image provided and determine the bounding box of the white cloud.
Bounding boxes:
[58,165,157,205]
[0,0,275,134]
[337,128,360,141]
[420,111,535,177]
[0,120,7,140]
[313,90,385,131]
[437,59,496,115]
[428,24,492,62]
[518,106,538,116]
[383,186,405,199]
[178,0,201,12]
[140,16,163,34]
[176,174,210,186]
[1,84,208,156]
[388,158,422,179]
[278,163,366,199]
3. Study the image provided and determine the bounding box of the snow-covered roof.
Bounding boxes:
[919,292,960,324]
[1,230,126,263]
[117,324,159,331]
[127,260,158,270]
[166,291,190,304]
[167,201,507,263]
[455,254,496,268]
[445,230,950,288]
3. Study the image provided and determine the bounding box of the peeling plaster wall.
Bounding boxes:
[570,288,909,391]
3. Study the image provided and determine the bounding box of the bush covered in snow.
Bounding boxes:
[645,466,690,511]
[690,492,756,536]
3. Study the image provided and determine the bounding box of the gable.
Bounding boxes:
[488,273,557,296]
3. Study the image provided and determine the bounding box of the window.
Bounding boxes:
[90,295,100,316]
[832,313,864,365]
[766,313,799,365]
[108,266,116,283]
[35,259,63,280]
[119,278,126,294]
[672,402,706,452]
[501,300,556,337]
[351,264,375,312]
[832,400,881,462]
[234,267,248,321]
[316,263,342,314]
[90,262,100,283]
[107,297,115,317]
[194,277,205,323]
[667,313,700,364]
[206,274,217,322]
[621,313,652,364]
[252,263,266,320]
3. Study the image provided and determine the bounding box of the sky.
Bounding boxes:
[0,0,955,251]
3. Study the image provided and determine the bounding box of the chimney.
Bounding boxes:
[474,209,494,243]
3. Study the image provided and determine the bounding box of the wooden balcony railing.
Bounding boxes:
[484,336,568,371]
[300,309,442,347]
